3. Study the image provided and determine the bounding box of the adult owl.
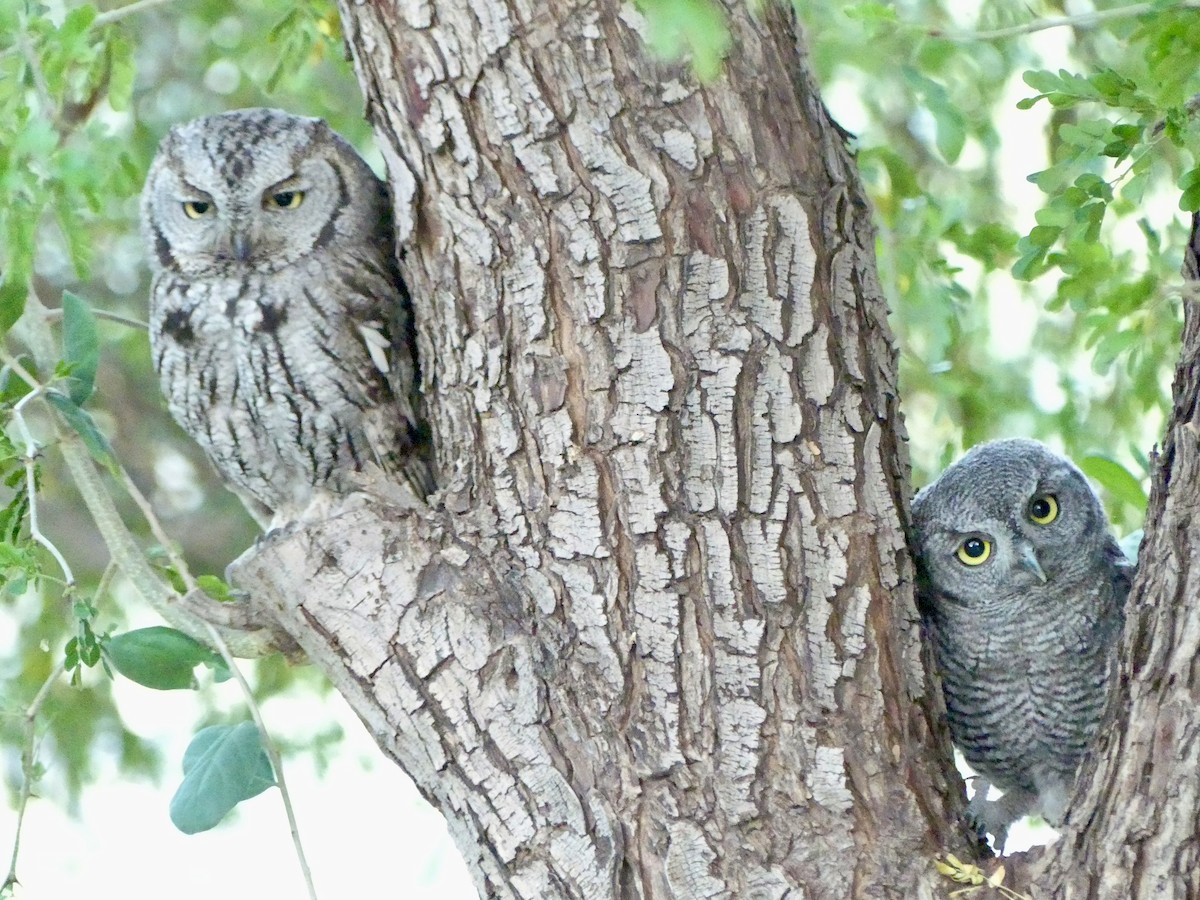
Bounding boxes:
[141,107,432,528]
[911,438,1132,850]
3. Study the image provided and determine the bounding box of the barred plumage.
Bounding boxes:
[912,439,1130,848]
[142,108,432,527]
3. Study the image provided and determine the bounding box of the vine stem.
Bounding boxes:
[94,0,178,27]
[42,307,149,331]
[15,12,52,114]
[6,378,75,585]
[931,0,1200,41]
[3,658,67,893]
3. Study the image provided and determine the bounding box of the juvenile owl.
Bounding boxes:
[911,438,1131,849]
[141,108,432,528]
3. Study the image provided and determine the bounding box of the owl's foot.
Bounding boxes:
[966,780,1037,855]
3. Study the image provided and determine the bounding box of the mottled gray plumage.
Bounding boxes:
[912,438,1131,848]
[141,108,431,527]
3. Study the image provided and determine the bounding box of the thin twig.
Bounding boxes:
[15,13,53,115]
[4,560,116,893]
[200,622,320,900]
[43,307,149,332]
[931,0,1200,41]
[94,0,178,27]
[4,657,68,893]
[114,465,196,590]
[10,389,75,585]
[0,351,40,393]
[113,461,317,896]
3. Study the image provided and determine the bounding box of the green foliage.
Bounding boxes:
[60,290,99,404]
[0,0,362,834]
[796,0,1195,531]
[1079,454,1149,516]
[265,0,343,93]
[45,388,118,470]
[637,0,730,80]
[0,431,35,594]
[106,625,223,690]
[170,722,276,834]
[0,5,141,334]
[196,573,238,603]
[64,595,106,687]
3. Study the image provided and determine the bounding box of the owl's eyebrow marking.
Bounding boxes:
[265,174,302,191]
[313,162,351,249]
[179,179,213,199]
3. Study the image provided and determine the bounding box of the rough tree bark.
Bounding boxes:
[187,0,1194,896]
[184,1,1200,896]
[1028,220,1200,899]
[223,0,966,895]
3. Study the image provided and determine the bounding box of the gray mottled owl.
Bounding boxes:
[912,438,1131,849]
[141,108,432,528]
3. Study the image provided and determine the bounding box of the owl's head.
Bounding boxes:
[141,107,386,277]
[912,438,1118,606]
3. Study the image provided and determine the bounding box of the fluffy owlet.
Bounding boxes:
[911,438,1132,849]
[141,108,432,527]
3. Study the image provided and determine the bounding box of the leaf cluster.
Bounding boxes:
[0,5,140,331]
[0,0,363,841]
[795,0,1199,532]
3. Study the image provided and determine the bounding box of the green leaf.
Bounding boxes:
[639,0,730,81]
[932,104,966,164]
[58,5,98,43]
[0,278,28,336]
[206,656,234,684]
[196,574,236,603]
[1023,69,1063,93]
[843,2,898,24]
[1180,182,1200,212]
[106,626,216,690]
[170,723,276,834]
[1027,224,1063,249]
[44,390,116,470]
[105,32,136,111]
[61,290,99,405]
[1079,455,1148,511]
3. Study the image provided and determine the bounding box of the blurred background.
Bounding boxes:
[3,0,1197,895]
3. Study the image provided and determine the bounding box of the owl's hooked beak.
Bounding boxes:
[1019,544,1048,583]
[230,231,252,262]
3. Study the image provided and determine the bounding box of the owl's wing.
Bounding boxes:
[1099,535,1135,645]
[1104,535,1135,597]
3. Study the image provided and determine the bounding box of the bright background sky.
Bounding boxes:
[3,671,478,899]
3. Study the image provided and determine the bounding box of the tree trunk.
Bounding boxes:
[1029,219,1200,899]
[230,0,963,895]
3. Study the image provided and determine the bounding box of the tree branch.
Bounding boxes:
[930,1,1200,41]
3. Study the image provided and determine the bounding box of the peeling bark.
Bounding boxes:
[225,0,970,896]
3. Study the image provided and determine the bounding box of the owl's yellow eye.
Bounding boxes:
[956,537,992,566]
[182,200,211,219]
[268,190,304,210]
[1029,494,1059,525]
